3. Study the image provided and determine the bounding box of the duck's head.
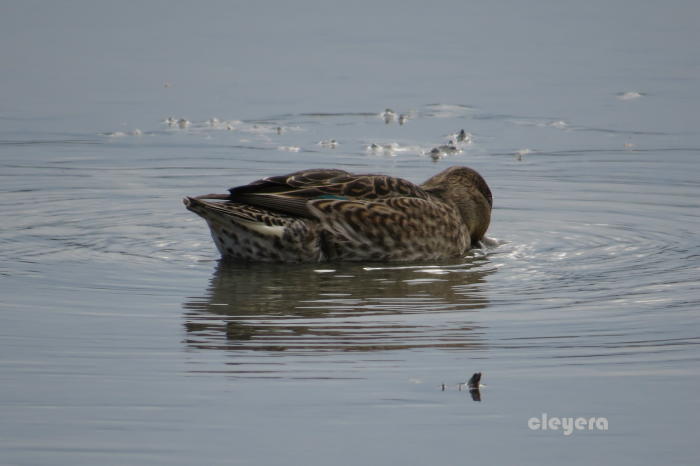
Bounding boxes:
[421,166,492,243]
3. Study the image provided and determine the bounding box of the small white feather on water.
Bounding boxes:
[618,91,644,100]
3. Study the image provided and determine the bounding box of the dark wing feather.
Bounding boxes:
[227,169,433,218]
[185,197,283,224]
[229,193,315,219]
[228,169,351,195]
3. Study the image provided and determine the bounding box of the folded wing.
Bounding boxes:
[228,168,434,219]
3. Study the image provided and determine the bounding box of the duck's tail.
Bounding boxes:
[183,197,322,262]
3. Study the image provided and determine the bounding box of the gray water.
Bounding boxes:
[1,1,699,465]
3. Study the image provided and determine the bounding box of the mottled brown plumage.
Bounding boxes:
[183,166,492,262]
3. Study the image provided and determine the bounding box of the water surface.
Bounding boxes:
[1,1,699,465]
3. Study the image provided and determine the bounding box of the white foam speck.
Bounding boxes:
[318,139,338,148]
[455,130,473,144]
[549,120,568,129]
[480,236,503,248]
[381,108,396,123]
[423,103,473,118]
[618,91,644,100]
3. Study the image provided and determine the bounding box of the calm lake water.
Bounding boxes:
[1,1,699,464]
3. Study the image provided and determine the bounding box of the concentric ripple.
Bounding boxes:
[1,106,698,372]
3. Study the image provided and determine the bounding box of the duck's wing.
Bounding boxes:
[229,169,351,195]
[185,196,282,223]
[228,169,432,218]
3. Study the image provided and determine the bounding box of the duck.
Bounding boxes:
[183,166,492,262]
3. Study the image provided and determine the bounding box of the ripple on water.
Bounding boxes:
[1,107,698,379]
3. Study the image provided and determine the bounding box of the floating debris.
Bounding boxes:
[277,145,301,152]
[467,372,481,389]
[318,139,338,148]
[382,108,396,124]
[103,131,127,138]
[617,91,644,100]
[441,372,484,401]
[456,129,473,143]
[102,129,144,138]
[367,142,399,156]
[428,143,460,158]
[459,372,483,401]
[467,372,483,401]
[548,120,568,129]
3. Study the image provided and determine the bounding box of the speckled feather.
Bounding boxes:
[183,166,492,263]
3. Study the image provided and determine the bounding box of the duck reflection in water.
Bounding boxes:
[183,256,493,353]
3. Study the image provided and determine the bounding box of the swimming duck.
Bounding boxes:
[183,166,492,262]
